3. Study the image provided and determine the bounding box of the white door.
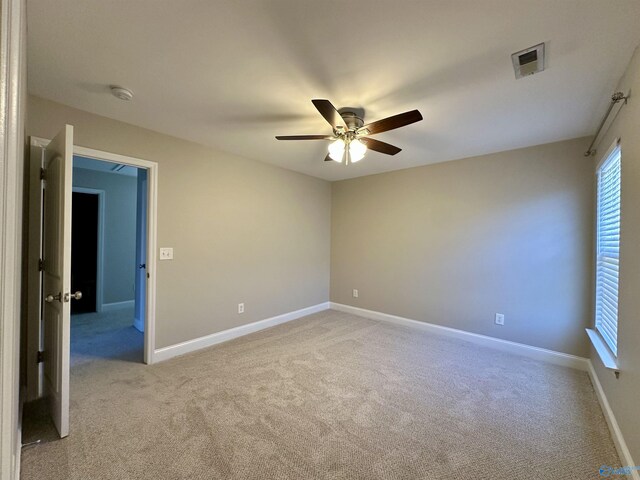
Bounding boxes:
[42,125,74,438]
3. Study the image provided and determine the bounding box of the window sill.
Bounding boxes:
[586,328,619,371]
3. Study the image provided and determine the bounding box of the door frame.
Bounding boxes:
[27,138,159,401]
[71,187,106,313]
[0,0,26,476]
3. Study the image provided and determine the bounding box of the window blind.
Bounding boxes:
[595,145,621,356]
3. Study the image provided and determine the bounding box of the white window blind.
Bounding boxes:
[595,144,621,356]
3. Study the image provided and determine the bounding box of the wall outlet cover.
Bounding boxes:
[353,289,359,298]
[495,313,505,326]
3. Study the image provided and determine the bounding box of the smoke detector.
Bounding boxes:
[110,86,134,101]
[511,43,545,79]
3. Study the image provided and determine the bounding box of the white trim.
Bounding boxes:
[29,138,159,366]
[144,156,158,365]
[586,328,618,371]
[29,137,158,172]
[587,361,639,480]
[595,137,621,171]
[0,0,25,477]
[101,300,135,312]
[154,302,330,362]
[71,186,106,313]
[330,303,589,371]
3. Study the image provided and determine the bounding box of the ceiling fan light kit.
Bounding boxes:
[348,138,367,163]
[276,99,423,166]
[328,138,346,162]
[328,137,367,164]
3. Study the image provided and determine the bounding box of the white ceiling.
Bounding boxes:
[27,0,640,181]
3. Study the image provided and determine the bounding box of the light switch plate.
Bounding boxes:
[159,247,173,260]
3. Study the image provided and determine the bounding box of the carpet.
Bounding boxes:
[21,309,619,479]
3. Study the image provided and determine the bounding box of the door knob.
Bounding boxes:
[64,291,83,302]
[45,292,62,303]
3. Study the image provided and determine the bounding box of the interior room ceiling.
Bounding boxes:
[27,0,640,181]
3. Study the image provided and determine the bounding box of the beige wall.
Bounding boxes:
[590,46,640,464]
[27,95,331,349]
[331,137,594,357]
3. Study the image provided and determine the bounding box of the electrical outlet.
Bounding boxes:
[238,303,244,314]
[495,313,505,326]
[159,247,173,260]
[353,289,359,298]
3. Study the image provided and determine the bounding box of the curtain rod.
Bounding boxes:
[585,92,628,157]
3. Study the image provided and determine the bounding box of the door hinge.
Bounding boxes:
[38,258,44,271]
[36,351,44,364]
[39,168,46,180]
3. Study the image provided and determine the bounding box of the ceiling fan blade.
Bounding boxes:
[360,137,402,155]
[312,99,347,130]
[358,110,423,135]
[275,135,333,140]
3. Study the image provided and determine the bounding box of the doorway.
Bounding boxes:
[71,191,99,314]
[24,132,158,441]
[70,156,146,365]
[25,136,158,414]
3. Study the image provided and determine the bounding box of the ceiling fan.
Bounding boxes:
[276,99,423,165]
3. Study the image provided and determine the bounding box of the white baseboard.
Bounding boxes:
[330,303,589,371]
[587,361,639,479]
[153,302,330,362]
[101,300,135,312]
[133,316,144,333]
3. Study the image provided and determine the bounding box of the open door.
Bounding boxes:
[41,125,75,438]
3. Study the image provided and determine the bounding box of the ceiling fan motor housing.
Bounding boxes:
[339,111,364,131]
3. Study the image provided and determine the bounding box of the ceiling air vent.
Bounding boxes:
[511,43,545,79]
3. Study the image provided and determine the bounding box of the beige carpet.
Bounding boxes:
[69,307,144,367]
[21,309,619,479]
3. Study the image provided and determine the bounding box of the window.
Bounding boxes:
[595,143,621,356]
